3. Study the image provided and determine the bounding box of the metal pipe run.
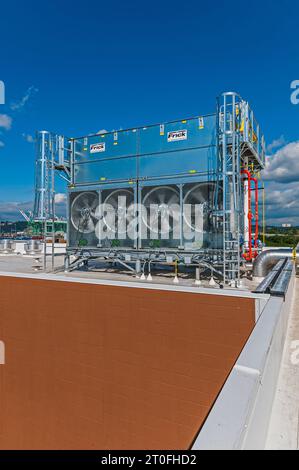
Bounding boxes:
[241,169,252,260]
[253,248,293,278]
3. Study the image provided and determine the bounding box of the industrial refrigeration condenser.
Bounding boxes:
[35,92,266,284]
[68,112,221,249]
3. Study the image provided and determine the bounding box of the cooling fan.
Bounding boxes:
[183,182,216,232]
[101,188,135,241]
[70,191,99,234]
[142,186,180,239]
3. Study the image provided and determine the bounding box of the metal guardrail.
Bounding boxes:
[269,259,293,298]
[254,258,293,298]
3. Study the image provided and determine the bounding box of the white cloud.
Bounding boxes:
[54,193,66,204]
[257,140,299,225]
[263,180,299,225]
[0,200,33,220]
[0,114,12,130]
[10,86,38,111]
[0,197,66,220]
[22,133,35,143]
[0,141,4,148]
[263,141,299,184]
[266,135,286,153]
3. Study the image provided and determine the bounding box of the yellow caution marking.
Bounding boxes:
[198,117,204,129]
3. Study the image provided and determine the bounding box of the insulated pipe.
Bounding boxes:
[243,178,250,249]
[253,248,293,278]
[251,176,259,250]
[241,169,252,260]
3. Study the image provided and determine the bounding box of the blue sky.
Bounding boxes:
[0,0,298,223]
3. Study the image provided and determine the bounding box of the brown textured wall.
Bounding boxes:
[0,276,255,449]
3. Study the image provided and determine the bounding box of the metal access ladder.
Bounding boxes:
[218,92,242,285]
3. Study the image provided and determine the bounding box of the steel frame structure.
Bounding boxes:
[33,131,71,221]
[33,131,71,269]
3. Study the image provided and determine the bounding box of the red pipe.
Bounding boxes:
[241,170,259,260]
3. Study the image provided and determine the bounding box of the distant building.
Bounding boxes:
[282,223,292,228]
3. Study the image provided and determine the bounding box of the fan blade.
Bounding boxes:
[167,193,180,206]
[102,189,134,236]
[142,186,180,238]
[81,217,95,233]
[183,183,217,233]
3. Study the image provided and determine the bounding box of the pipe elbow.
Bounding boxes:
[253,248,293,278]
